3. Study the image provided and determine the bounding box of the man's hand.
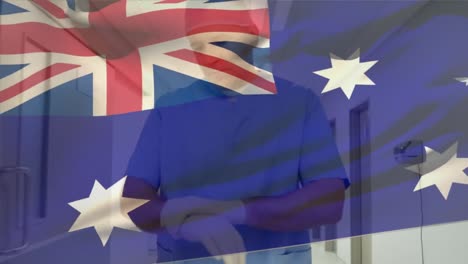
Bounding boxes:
[160,196,245,239]
[179,215,246,264]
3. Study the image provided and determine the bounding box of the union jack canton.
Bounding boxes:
[0,0,276,116]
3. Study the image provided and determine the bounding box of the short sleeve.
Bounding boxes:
[126,109,162,189]
[298,90,350,188]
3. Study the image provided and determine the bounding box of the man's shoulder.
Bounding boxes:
[270,77,319,104]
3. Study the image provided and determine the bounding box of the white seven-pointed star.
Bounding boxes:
[68,176,149,246]
[314,50,378,99]
[406,142,468,200]
[455,77,468,86]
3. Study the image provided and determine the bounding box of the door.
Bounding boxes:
[0,34,111,264]
[350,101,372,264]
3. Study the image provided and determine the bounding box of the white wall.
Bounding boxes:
[323,220,468,264]
[320,79,468,264]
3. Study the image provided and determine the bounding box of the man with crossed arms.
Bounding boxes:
[122,1,349,263]
[124,76,349,263]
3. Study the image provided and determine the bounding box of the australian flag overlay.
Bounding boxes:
[1,1,468,264]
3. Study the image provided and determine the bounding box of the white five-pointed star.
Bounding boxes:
[68,176,149,246]
[455,77,468,86]
[314,50,378,99]
[406,142,468,200]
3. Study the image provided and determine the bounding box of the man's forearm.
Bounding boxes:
[242,179,346,232]
[123,176,346,234]
[124,176,165,233]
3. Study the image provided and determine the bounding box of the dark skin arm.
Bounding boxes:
[243,178,346,232]
[124,177,346,233]
[124,176,165,233]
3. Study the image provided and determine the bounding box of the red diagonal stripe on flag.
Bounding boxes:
[0,63,80,102]
[168,49,277,94]
[32,0,68,19]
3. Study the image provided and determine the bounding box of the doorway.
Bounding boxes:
[350,101,372,264]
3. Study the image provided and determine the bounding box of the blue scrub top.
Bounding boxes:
[127,78,349,263]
